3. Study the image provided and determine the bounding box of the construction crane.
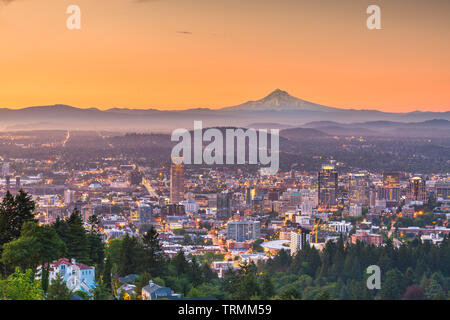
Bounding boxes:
[311,196,331,243]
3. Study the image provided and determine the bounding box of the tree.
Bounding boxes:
[232,262,261,300]
[65,209,90,264]
[87,233,105,273]
[94,278,113,300]
[103,255,112,294]
[379,269,405,300]
[402,285,426,300]
[279,287,301,300]
[186,287,203,298]
[0,268,43,300]
[0,190,36,247]
[117,235,146,276]
[142,226,165,276]
[2,222,66,271]
[315,290,330,300]
[172,250,189,275]
[135,272,151,298]
[46,273,73,300]
[261,274,275,299]
[87,215,100,233]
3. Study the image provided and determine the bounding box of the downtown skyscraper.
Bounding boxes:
[318,163,338,210]
[170,159,185,204]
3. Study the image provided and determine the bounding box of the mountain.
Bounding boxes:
[280,127,330,141]
[222,89,337,112]
[0,90,448,132]
[302,119,450,137]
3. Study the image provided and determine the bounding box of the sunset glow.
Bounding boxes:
[0,0,449,111]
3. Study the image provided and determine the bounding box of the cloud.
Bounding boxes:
[176,31,193,35]
[133,0,165,3]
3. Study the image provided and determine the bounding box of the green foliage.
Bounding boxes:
[94,278,113,300]
[65,210,91,263]
[103,254,112,294]
[0,190,36,247]
[2,221,66,271]
[0,268,43,300]
[117,235,146,276]
[46,273,73,300]
[52,209,104,269]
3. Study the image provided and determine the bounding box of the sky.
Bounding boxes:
[0,0,449,112]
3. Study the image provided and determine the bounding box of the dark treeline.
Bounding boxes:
[221,237,450,300]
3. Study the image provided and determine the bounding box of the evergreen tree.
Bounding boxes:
[0,190,36,247]
[94,278,113,300]
[261,273,275,299]
[65,209,90,264]
[46,273,73,300]
[103,255,112,294]
[142,226,164,276]
[117,235,146,276]
[2,221,66,292]
[379,269,405,300]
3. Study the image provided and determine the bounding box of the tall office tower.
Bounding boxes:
[64,189,75,204]
[436,182,450,200]
[246,186,256,205]
[5,175,10,190]
[128,170,143,186]
[169,159,185,204]
[217,192,232,220]
[290,230,310,256]
[138,202,153,224]
[2,162,10,177]
[15,176,21,189]
[227,220,260,242]
[318,164,338,210]
[382,172,400,206]
[348,172,369,207]
[252,194,265,215]
[408,175,427,203]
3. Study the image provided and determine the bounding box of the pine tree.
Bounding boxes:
[142,226,164,276]
[0,190,36,246]
[261,274,275,299]
[94,278,113,300]
[46,274,72,300]
[103,255,112,294]
[65,209,90,264]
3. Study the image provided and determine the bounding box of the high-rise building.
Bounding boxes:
[348,172,369,207]
[64,189,75,205]
[381,172,400,206]
[2,163,10,177]
[128,170,143,186]
[169,159,184,204]
[252,194,265,215]
[436,182,450,200]
[138,202,153,224]
[217,192,232,220]
[5,175,10,190]
[161,204,185,216]
[15,176,21,189]
[408,175,427,203]
[227,220,260,242]
[290,230,310,256]
[318,164,338,210]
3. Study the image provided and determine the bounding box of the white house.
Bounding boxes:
[37,258,96,295]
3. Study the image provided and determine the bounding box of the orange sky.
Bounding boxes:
[0,0,449,112]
